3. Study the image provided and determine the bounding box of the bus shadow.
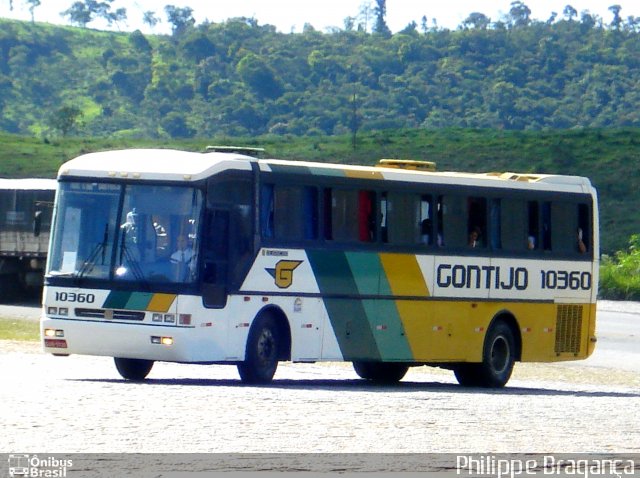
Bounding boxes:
[70,377,640,398]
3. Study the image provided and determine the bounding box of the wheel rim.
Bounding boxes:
[257,329,276,365]
[490,335,510,374]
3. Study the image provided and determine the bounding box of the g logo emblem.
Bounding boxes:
[266,260,303,289]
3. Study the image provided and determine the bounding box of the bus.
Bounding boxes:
[0,178,55,300]
[41,148,598,387]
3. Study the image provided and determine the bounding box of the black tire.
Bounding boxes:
[453,320,516,388]
[237,315,280,384]
[353,361,409,384]
[114,357,154,381]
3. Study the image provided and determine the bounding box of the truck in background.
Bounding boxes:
[0,178,55,300]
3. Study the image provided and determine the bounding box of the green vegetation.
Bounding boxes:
[2,128,638,255]
[1,13,640,139]
[1,12,639,297]
[599,235,640,300]
[0,317,39,341]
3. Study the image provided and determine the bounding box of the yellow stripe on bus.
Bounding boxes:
[147,293,177,312]
[379,253,430,297]
[344,170,384,180]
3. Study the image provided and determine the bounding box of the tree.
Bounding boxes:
[343,16,356,31]
[236,53,283,99]
[61,2,92,27]
[49,106,83,136]
[420,16,428,33]
[608,5,622,29]
[373,0,391,36]
[462,12,491,30]
[161,112,194,138]
[105,7,127,29]
[142,11,160,29]
[563,5,578,21]
[508,1,531,27]
[164,5,195,36]
[26,0,41,22]
[357,1,373,32]
[61,0,122,28]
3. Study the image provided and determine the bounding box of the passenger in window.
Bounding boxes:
[420,218,432,244]
[468,227,482,248]
[171,234,195,281]
[171,235,194,265]
[577,228,587,253]
[527,235,536,250]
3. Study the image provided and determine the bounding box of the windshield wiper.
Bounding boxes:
[76,224,110,279]
[117,226,147,285]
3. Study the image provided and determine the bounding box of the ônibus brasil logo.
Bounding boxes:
[8,455,73,477]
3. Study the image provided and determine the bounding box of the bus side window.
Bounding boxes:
[419,195,433,245]
[327,189,375,243]
[577,203,590,254]
[203,209,229,284]
[550,201,576,254]
[260,184,274,239]
[302,187,319,240]
[542,201,552,251]
[489,198,501,250]
[467,197,487,249]
[323,188,333,240]
[500,198,525,252]
[443,195,470,248]
[330,189,359,242]
[380,193,388,243]
[527,201,539,250]
[385,192,419,245]
[436,195,445,247]
[202,209,230,308]
[358,190,376,242]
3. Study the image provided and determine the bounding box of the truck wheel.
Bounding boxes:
[114,358,154,381]
[237,315,280,384]
[454,321,515,388]
[353,361,409,384]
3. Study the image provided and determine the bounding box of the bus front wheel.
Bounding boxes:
[454,321,516,388]
[237,315,280,384]
[353,361,409,384]
[114,357,154,381]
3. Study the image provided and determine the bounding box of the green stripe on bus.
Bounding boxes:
[307,250,359,296]
[125,292,154,310]
[308,166,345,177]
[102,290,131,309]
[361,299,414,361]
[345,252,382,296]
[268,164,313,176]
[323,298,382,361]
[308,250,413,361]
[307,250,380,360]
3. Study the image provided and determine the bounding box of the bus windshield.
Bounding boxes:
[48,182,203,284]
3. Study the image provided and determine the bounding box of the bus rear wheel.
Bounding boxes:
[237,315,280,384]
[453,320,516,388]
[353,361,409,384]
[114,357,154,381]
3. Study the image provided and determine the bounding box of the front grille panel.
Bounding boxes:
[75,308,145,321]
[555,305,583,354]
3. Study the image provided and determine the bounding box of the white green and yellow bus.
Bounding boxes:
[41,148,599,387]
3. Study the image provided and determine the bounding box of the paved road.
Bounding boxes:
[1,300,639,460]
[3,299,638,370]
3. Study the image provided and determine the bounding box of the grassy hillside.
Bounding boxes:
[2,17,640,139]
[1,128,637,254]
